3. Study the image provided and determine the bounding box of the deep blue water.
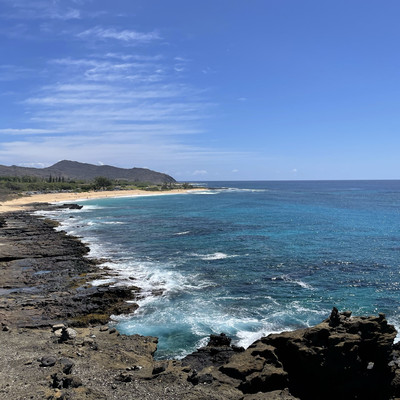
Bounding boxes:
[40,181,400,358]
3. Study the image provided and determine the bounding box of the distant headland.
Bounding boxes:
[0,160,176,184]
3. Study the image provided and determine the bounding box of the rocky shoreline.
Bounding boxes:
[1,207,400,399]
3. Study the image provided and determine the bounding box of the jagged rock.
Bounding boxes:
[216,309,396,399]
[115,372,134,382]
[51,372,82,389]
[239,364,289,394]
[328,306,341,327]
[182,332,244,372]
[152,363,167,375]
[60,358,74,374]
[59,327,77,342]
[208,333,232,347]
[243,388,300,399]
[62,376,82,388]
[0,212,140,329]
[62,204,83,210]
[219,344,288,394]
[188,372,214,385]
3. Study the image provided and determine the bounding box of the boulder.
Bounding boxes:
[59,327,77,342]
[216,309,396,399]
[40,356,57,367]
[182,332,244,372]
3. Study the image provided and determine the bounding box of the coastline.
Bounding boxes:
[0,188,204,213]
[1,207,400,399]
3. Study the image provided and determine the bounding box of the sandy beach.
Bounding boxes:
[0,188,202,213]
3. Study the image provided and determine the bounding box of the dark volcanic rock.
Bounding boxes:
[40,356,57,367]
[213,309,397,399]
[182,332,244,372]
[2,209,400,399]
[0,211,139,328]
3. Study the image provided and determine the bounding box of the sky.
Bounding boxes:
[1,0,400,180]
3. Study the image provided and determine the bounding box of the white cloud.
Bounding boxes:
[105,53,163,62]
[51,57,166,83]
[193,170,208,175]
[0,128,55,135]
[55,8,80,20]
[202,67,215,74]
[1,0,81,20]
[174,57,190,62]
[0,18,255,178]
[77,26,160,43]
[16,162,48,168]
[0,65,34,81]
[0,137,250,174]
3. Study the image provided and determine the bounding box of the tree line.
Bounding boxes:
[0,175,193,196]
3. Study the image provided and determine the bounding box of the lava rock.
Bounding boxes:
[40,356,57,367]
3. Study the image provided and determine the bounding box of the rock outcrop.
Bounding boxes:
[183,308,399,399]
[2,209,400,399]
[0,210,139,328]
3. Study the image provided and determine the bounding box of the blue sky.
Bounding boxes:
[1,0,400,180]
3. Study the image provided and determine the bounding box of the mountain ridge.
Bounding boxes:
[0,160,176,184]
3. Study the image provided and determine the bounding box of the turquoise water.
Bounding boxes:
[41,181,400,358]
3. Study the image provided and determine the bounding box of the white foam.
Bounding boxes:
[294,280,314,290]
[201,252,230,260]
[236,328,275,349]
[192,190,219,195]
[197,187,268,194]
[91,278,117,286]
[174,231,190,236]
[387,316,400,343]
[192,252,238,261]
[274,274,314,290]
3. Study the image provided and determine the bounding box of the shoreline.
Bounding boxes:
[0,187,204,213]
[1,208,400,398]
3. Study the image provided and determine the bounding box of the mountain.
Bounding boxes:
[0,160,176,184]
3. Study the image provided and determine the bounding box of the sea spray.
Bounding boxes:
[38,181,400,358]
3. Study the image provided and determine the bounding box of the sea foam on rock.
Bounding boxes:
[182,308,400,399]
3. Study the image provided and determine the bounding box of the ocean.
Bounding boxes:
[38,181,400,359]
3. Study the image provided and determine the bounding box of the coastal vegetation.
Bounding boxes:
[0,175,194,202]
[0,160,191,201]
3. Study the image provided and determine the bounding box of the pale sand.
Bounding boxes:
[0,188,203,213]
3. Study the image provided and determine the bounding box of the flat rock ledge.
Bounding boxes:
[1,210,400,399]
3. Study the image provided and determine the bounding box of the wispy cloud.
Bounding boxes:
[0,65,35,81]
[51,57,166,83]
[1,0,82,20]
[0,6,250,177]
[0,128,56,135]
[104,53,163,62]
[192,170,208,176]
[4,48,211,147]
[77,26,160,43]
